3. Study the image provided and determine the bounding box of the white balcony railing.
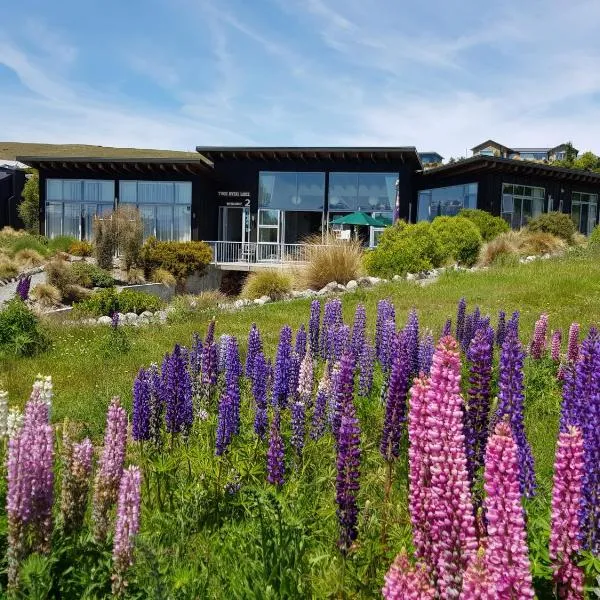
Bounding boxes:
[205,241,330,265]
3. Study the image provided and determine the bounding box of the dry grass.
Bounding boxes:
[14,248,45,268]
[518,231,566,256]
[0,257,18,279]
[0,226,24,238]
[151,268,177,287]
[572,232,588,247]
[241,269,293,300]
[295,233,364,290]
[478,230,566,267]
[126,268,146,284]
[31,283,62,308]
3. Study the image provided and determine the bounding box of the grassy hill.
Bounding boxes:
[0,141,201,161]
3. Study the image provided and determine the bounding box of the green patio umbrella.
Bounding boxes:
[330,212,387,227]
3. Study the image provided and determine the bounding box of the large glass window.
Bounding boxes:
[119,181,192,241]
[501,183,545,229]
[259,172,325,211]
[571,191,598,235]
[328,172,397,213]
[45,179,115,240]
[417,183,478,222]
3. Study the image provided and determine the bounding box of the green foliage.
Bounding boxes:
[45,258,75,294]
[527,211,576,244]
[93,216,117,271]
[141,237,212,283]
[241,269,292,300]
[101,322,131,357]
[48,236,78,254]
[364,220,446,278]
[5,235,49,258]
[459,208,510,242]
[589,225,600,248]
[17,553,54,600]
[74,287,163,316]
[166,292,225,324]
[18,172,40,233]
[70,262,115,288]
[0,298,48,357]
[431,215,483,266]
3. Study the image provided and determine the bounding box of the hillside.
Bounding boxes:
[0,141,201,161]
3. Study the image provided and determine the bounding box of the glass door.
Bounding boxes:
[219,206,251,262]
[257,209,281,261]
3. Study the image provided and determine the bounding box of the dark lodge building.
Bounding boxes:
[0,164,26,230]
[17,147,600,263]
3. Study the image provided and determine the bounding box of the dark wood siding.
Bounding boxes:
[0,168,25,230]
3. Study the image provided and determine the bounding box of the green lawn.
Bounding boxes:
[1,251,598,597]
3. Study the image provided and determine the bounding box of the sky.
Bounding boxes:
[2,0,600,158]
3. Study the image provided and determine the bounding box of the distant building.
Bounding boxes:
[471,140,577,162]
[0,162,26,230]
[418,152,444,166]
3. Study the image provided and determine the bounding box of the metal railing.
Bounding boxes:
[205,241,330,265]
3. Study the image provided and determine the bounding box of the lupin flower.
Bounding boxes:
[295,324,307,358]
[6,394,54,587]
[93,397,128,542]
[132,368,152,442]
[335,354,361,554]
[351,304,367,358]
[551,329,562,362]
[252,352,269,439]
[163,344,193,436]
[0,389,8,438]
[379,319,396,372]
[311,369,331,440]
[112,466,142,597]
[358,341,375,397]
[550,426,585,600]
[321,298,343,359]
[483,422,535,599]
[442,318,452,337]
[217,334,231,373]
[462,313,475,353]
[380,332,410,462]
[273,325,293,407]
[421,337,477,597]
[496,310,506,348]
[465,326,494,480]
[61,434,94,535]
[215,392,235,456]
[245,323,263,378]
[404,309,420,377]
[331,354,355,440]
[31,374,53,415]
[459,548,497,600]
[417,331,434,376]
[530,313,549,359]
[6,407,23,438]
[297,351,314,404]
[496,328,536,498]
[376,299,395,363]
[224,336,242,435]
[456,297,467,344]
[382,550,436,600]
[111,311,120,329]
[201,320,218,386]
[266,410,285,486]
[508,310,520,336]
[567,323,580,363]
[15,275,31,301]
[189,332,203,379]
[309,299,321,357]
[332,324,350,363]
[290,399,306,457]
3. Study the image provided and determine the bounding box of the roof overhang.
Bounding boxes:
[194,146,421,166]
[16,155,213,176]
[422,156,600,184]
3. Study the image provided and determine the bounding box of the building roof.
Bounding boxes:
[16,155,212,175]
[422,155,600,184]
[419,151,444,159]
[470,139,512,153]
[194,146,421,166]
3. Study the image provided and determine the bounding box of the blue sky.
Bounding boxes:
[2,0,600,157]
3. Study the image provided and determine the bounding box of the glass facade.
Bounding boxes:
[571,191,598,235]
[119,181,192,241]
[45,179,115,240]
[417,183,478,222]
[501,183,545,229]
[328,172,396,213]
[259,172,325,211]
[519,152,548,161]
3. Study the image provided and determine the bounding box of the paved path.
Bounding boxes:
[0,271,46,305]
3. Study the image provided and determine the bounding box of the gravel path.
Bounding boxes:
[0,271,46,305]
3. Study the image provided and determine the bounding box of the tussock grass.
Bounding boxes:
[151,268,176,287]
[241,269,292,300]
[31,283,62,308]
[478,230,566,266]
[0,257,18,279]
[14,248,45,269]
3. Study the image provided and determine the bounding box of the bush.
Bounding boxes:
[141,237,213,285]
[74,287,164,316]
[14,248,45,268]
[364,221,446,278]
[518,231,566,256]
[0,298,48,357]
[48,235,78,254]
[295,234,364,290]
[116,206,144,272]
[18,172,39,233]
[527,212,576,244]
[31,283,62,308]
[6,235,49,258]
[68,240,93,257]
[45,258,75,293]
[70,262,115,288]
[151,268,177,287]
[241,269,292,300]
[93,215,117,271]
[0,257,19,279]
[589,225,600,248]
[431,216,483,266]
[459,208,509,242]
[126,268,145,284]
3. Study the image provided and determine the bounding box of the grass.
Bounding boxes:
[1,251,598,596]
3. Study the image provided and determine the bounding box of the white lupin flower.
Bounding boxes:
[0,391,8,438]
[7,407,24,438]
[31,374,53,416]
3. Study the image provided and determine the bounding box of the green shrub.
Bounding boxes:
[48,235,78,254]
[364,221,446,278]
[0,298,49,357]
[459,208,509,241]
[241,269,292,300]
[68,240,93,257]
[527,212,576,244]
[141,237,213,284]
[6,235,49,258]
[93,216,117,271]
[589,225,600,248]
[431,216,483,266]
[74,287,164,316]
[70,262,115,288]
[18,172,40,233]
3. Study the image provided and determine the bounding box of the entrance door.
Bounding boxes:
[219,206,250,262]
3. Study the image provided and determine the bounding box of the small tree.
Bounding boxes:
[93,207,144,272]
[18,171,40,233]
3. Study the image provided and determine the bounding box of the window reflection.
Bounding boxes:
[501,183,545,229]
[571,191,598,235]
[417,183,478,222]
